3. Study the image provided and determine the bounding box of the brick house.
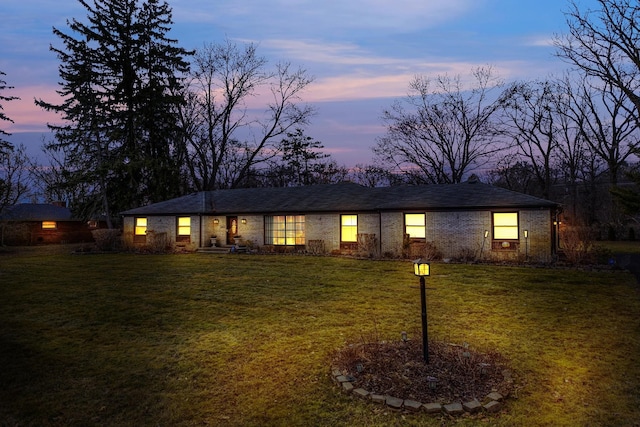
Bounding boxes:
[0,203,99,246]
[120,180,561,262]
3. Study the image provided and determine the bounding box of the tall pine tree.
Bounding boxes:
[0,71,19,156]
[37,0,191,223]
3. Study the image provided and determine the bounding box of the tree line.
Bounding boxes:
[0,0,639,234]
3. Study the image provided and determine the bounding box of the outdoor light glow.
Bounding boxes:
[213,218,219,225]
[42,221,57,229]
[413,259,430,276]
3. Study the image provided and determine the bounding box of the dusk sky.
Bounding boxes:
[2,0,600,166]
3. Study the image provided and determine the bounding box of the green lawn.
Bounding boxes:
[0,250,639,426]
[600,239,640,254]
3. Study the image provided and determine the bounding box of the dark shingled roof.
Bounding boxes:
[372,183,559,210]
[121,181,559,216]
[0,203,73,221]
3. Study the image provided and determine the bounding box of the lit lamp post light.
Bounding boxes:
[413,258,431,363]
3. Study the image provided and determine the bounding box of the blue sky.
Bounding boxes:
[2,0,600,166]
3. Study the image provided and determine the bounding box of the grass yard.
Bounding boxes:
[0,249,639,426]
[601,240,640,254]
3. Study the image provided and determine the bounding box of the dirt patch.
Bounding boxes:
[332,338,514,404]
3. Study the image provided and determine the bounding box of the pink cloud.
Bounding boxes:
[4,85,61,133]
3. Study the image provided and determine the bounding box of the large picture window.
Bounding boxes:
[493,212,519,240]
[341,214,358,242]
[265,215,305,245]
[405,213,425,239]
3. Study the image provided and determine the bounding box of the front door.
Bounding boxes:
[227,217,238,245]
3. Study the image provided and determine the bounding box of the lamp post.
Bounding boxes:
[413,259,430,363]
[479,230,489,259]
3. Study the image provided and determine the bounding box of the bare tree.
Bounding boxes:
[555,0,640,118]
[500,79,562,199]
[347,163,407,188]
[182,40,315,190]
[554,75,595,222]
[610,148,640,218]
[375,66,507,184]
[488,155,538,196]
[566,77,639,186]
[30,146,85,208]
[0,144,31,210]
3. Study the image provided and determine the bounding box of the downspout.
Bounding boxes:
[199,192,205,248]
[552,206,562,258]
[551,209,556,257]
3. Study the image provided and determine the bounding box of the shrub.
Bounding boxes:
[91,229,121,251]
[424,241,442,260]
[456,247,476,262]
[145,230,169,253]
[560,226,596,265]
[402,237,441,260]
[357,233,379,258]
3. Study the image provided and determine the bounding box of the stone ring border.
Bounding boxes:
[331,366,505,416]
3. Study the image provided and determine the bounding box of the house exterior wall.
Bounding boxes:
[306,214,340,251]
[427,210,490,259]
[515,209,554,262]
[123,215,202,251]
[122,207,554,262]
[380,211,405,257]
[420,209,553,262]
[122,216,134,245]
[207,216,224,245]
[1,221,96,246]
[364,208,554,262]
[230,215,264,247]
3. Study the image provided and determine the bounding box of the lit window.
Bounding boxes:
[265,215,305,245]
[493,212,519,239]
[42,221,57,229]
[135,218,147,235]
[405,213,426,238]
[177,217,191,236]
[176,217,191,243]
[341,214,358,242]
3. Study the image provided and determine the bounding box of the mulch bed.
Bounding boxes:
[332,337,514,404]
